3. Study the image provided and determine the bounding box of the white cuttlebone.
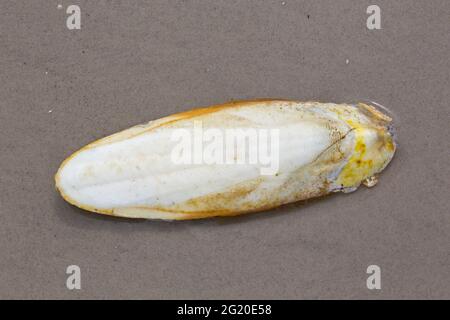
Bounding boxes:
[55,100,395,220]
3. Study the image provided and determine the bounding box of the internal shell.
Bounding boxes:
[55,100,396,220]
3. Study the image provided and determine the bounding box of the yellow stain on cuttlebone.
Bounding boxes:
[335,119,375,188]
[332,103,396,189]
